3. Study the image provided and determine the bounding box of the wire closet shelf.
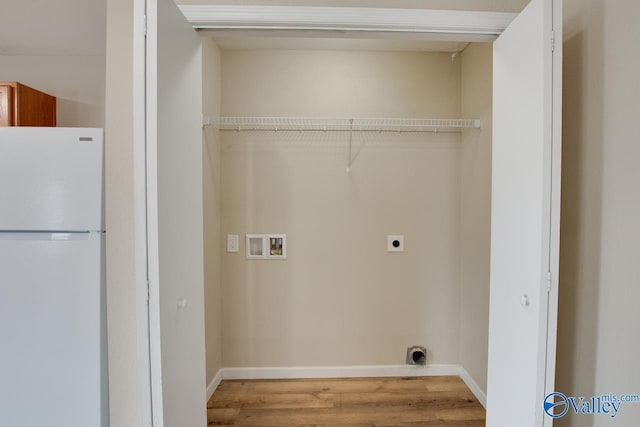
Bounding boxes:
[213,117,481,133]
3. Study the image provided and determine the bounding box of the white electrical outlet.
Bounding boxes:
[227,234,239,253]
[388,235,404,252]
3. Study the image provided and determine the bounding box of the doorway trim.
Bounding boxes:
[141,3,560,426]
[178,5,516,41]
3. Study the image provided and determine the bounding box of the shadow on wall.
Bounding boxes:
[555,4,604,426]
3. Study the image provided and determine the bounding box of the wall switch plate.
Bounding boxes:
[227,234,239,253]
[388,235,404,252]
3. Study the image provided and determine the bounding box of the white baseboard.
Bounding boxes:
[221,364,460,380]
[208,364,487,409]
[458,366,487,408]
[206,368,223,401]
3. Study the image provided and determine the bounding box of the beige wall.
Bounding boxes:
[101,0,640,424]
[459,42,492,393]
[221,50,460,118]
[104,0,151,425]
[556,0,640,425]
[220,49,463,367]
[202,37,223,384]
[0,55,105,127]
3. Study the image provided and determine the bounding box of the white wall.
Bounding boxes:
[556,0,640,425]
[0,55,105,127]
[220,49,463,367]
[459,42,492,394]
[202,37,223,385]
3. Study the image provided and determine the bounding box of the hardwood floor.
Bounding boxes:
[207,376,485,426]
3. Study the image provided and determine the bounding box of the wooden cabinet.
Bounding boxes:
[0,82,56,127]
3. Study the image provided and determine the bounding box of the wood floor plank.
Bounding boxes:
[250,376,468,394]
[210,391,336,409]
[337,390,476,407]
[207,376,485,426]
[234,407,482,426]
[206,408,240,425]
[252,379,385,394]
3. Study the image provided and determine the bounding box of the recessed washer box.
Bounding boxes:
[388,235,404,252]
[267,234,286,259]
[246,234,287,259]
[246,234,266,259]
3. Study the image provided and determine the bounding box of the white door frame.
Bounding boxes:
[144,0,165,425]
[544,0,563,424]
[122,0,154,426]
[138,4,561,426]
[177,5,517,41]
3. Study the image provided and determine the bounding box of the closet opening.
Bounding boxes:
[148,1,562,424]
[201,33,494,403]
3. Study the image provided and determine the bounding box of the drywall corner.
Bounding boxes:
[459,42,493,395]
[104,0,151,425]
[202,36,223,385]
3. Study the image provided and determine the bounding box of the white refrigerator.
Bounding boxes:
[0,128,108,426]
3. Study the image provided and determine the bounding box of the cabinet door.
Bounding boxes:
[0,86,14,127]
[487,0,562,425]
[15,83,56,127]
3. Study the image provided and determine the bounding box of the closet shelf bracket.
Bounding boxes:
[211,117,481,173]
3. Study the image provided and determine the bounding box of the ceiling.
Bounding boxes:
[0,0,528,56]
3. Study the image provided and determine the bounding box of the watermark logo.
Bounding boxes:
[544,392,640,419]
[544,392,569,418]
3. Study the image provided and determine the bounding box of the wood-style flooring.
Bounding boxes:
[207,376,485,426]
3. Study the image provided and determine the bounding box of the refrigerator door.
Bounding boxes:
[0,232,106,427]
[0,128,103,232]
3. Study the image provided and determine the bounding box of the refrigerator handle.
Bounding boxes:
[0,232,93,241]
